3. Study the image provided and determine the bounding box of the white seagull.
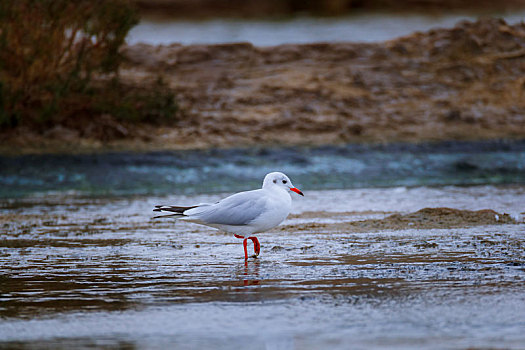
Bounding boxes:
[153,172,304,260]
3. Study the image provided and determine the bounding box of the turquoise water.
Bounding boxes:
[1,140,524,199]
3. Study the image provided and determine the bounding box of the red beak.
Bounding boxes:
[290,187,304,196]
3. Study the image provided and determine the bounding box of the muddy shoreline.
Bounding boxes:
[1,18,524,155]
[2,185,524,318]
[2,182,524,348]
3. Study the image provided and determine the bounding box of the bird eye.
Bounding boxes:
[273,179,277,183]
[282,180,287,184]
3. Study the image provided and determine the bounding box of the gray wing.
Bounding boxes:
[184,189,268,226]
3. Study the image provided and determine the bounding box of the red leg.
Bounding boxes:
[235,234,257,260]
[243,238,248,260]
[255,239,260,255]
[252,237,260,256]
[248,236,260,256]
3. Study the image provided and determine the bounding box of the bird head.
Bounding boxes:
[262,172,304,196]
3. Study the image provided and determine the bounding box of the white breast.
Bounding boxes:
[248,188,292,233]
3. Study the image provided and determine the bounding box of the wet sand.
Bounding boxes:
[1,185,524,348]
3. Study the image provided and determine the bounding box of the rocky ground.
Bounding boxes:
[2,18,524,154]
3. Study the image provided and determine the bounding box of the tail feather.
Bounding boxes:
[152,205,198,218]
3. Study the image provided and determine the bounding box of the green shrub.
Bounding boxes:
[0,0,177,131]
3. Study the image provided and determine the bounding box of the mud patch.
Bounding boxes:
[282,207,517,233]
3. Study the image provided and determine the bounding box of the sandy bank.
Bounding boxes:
[283,208,517,233]
[2,18,524,154]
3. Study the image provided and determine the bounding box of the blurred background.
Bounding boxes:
[1,0,524,196]
[132,0,525,18]
[1,2,525,349]
[130,0,525,45]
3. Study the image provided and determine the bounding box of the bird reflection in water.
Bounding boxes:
[243,258,260,286]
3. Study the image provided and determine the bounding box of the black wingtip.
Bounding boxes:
[152,213,183,219]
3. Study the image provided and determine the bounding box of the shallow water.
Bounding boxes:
[1,185,524,349]
[127,11,525,46]
[2,140,524,199]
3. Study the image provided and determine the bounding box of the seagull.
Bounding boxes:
[153,172,304,260]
